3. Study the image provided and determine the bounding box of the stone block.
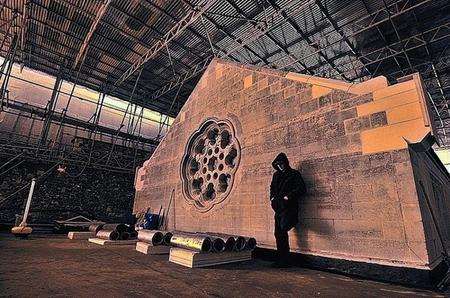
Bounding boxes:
[404,220,426,242]
[352,201,402,222]
[299,218,335,236]
[344,116,371,133]
[331,90,350,103]
[396,176,419,204]
[318,94,332,107]
[334,219,383,238]
[312,85,332,98]
[243,74,253,89]
[351,238,409,262]
[382,221,405,241]
[370,111,388,128]
[339,107,357,121]
[402,203,423,222]
[340,94,373,110]
[316,203,353,220]
[387,101,423,124]
[300,99,319,114]
[299,203,318,219]
[405,241,429,264]
[352,184,374,202]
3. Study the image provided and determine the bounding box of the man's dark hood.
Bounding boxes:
[272,152,290,171]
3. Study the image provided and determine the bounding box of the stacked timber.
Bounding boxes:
[135,230,173,255]
[168,231,256,268]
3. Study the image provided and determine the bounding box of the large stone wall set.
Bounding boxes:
[134,59,450,271]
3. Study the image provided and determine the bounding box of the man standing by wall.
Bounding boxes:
[270,152,306,267]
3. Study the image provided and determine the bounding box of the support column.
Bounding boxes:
[39,68,63,146]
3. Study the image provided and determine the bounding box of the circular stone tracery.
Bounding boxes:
[181,119,241,212]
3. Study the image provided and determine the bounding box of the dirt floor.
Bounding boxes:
[0,233,447,298]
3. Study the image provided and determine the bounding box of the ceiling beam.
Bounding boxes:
[314,0,372,79]
[28,0,193,82]
[148,1,316,104]
[180,0,268,65]
[266,0,348,80]
[73,0,112,69]
[225,0,313,74]
[20,0,28,66]
[114,0,216,88]
[271,0,433,72]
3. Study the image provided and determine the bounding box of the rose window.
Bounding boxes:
[181,119,241,212]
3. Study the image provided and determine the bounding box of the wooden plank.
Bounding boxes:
[169,248,252,268]
[135,242,171,255]
[68,231,94,240]
[88,238,138,246]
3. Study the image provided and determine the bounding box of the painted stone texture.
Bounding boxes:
[134,59,449,270]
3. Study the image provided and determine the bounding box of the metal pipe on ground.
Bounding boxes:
[205,233,237,252]
[120,232,130,241]
[196,233,226,252]
[102,223,127,233]
[129,230,138,239]
[96,230,119,241]
[127,225,138,239]
[163,231,173,245]
[211,237,225,252]
[232,236,246,251]
[170,232,212,252]
[212,235,235,252]
[88,224,104,234]
[244,237,257,250]
[205,232,246,251]
[138,230,164,245]
[224,237,236,251]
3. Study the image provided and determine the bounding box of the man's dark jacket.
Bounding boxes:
[270,153,306,231]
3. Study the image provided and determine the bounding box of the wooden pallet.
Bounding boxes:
[135,242,171,255]
[68,231,94,240]
[169,248,252,268]
[88,238,138,246]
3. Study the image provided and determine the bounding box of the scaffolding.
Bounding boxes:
[0,32,165,173]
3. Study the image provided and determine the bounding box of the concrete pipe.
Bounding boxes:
[129,230,138,239]
[120,232,130,241]
[102,223,127,233]
[207,236,237,252]
[244,237,257,250]
[170,232,212,252]
[205,233,236,251]
[163,232,173,246]
[206,232,245,251]
[88,224,104,234]
[96,230,119,241]
[234,236,246,251]
[211,237,225,252]
[127,226,138,239]
[138,230,164,245]
[225,237,236,251]
[195,233,225,252]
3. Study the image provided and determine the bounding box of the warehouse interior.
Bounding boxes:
[0,0,450,296]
